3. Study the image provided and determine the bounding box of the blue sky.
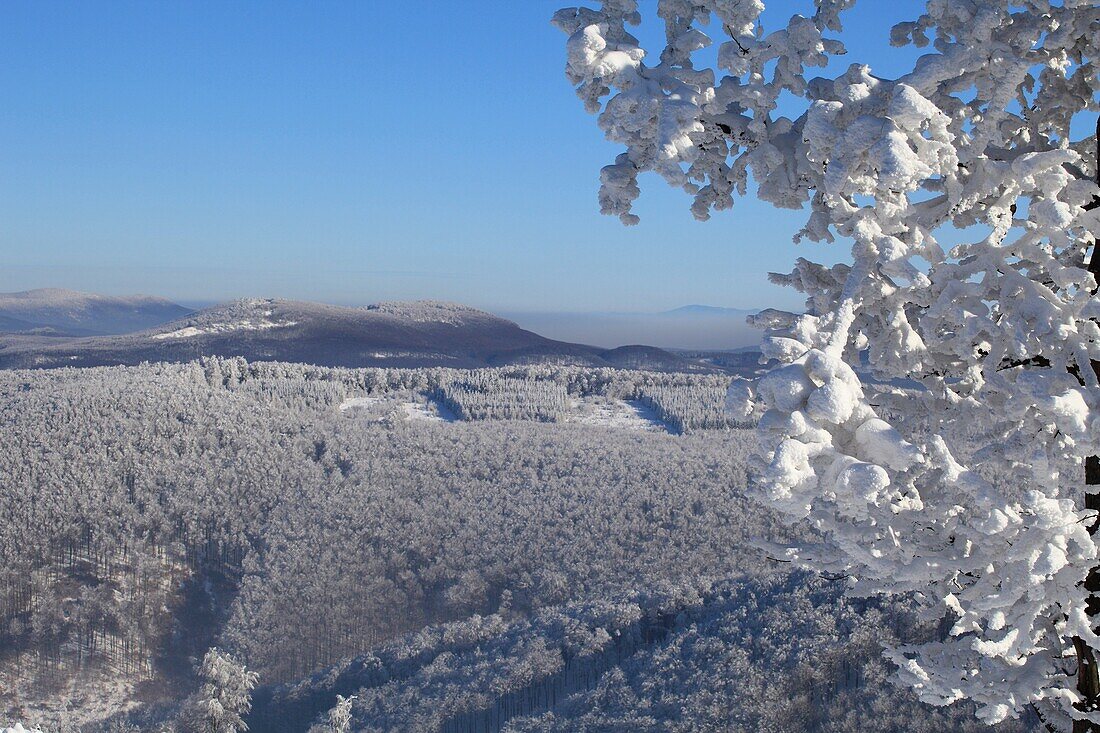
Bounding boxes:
[0,1,930,312]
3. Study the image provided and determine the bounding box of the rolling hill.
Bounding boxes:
[0,288,191,336]
[0,298,718,372]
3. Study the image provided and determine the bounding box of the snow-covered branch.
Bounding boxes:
[557,0,1100,725]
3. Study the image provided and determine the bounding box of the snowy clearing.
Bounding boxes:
[338,396,384,411]
[567,397,669,432]
[400,400,457,422]
[339,395,458,423]
[342,394,669,431]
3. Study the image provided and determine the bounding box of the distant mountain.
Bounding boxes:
[662,305,756,317]
[505,305,761,351]
[0,288,191,336]
[0,298,720,372]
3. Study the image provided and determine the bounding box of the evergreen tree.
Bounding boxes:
[186,648,259,733]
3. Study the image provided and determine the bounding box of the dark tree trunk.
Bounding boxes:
[1075,117,1100,733]
[1074,469,1100,731]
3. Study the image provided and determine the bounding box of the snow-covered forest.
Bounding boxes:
[0,358,1033,731]
[3,0,1098,729]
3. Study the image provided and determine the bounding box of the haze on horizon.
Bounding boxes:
[0,1,931,315]
[0,285,763,351]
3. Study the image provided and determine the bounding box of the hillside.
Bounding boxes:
[0,288,191,336]
[0,360,1032,732]
[0,298,716,372]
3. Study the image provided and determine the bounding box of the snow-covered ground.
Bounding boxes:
[366,351,459,361]
[338,396,383,411]
[152,319,297,340]
[0,653,140,731]
[340,395,669,431]
[339,395,457,423]
[399,399,456,422]
[567,397,668,432]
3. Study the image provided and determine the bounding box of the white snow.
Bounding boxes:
[153,320,297,340]
[365,301,493,325]
[0,650,141,730]
[401,401,455,422]
[153,326,205,339]
[567,397,668,432]
[341,395,669,430]
[338,396,383,411]
[339,395,457,423]
[366,351,459,361]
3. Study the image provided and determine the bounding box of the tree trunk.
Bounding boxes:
[1075,464,1100,732]
[1075,117,1100,733]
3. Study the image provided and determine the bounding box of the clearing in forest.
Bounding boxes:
[567,397,668,432]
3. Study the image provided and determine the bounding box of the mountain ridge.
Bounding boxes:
[0,288,192,336]
[0,297,724,373]
[662,304,757,316]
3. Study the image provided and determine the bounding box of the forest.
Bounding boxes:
[1,0,1095,726]
[0,357,1035,731]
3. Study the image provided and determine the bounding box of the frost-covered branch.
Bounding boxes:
[557,0,1100,726]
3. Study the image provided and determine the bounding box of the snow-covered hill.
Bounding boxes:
[0,298,717,372]
[0,288,191,336]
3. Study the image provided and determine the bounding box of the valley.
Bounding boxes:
[0,358,1029,732]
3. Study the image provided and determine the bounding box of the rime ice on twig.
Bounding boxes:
[557,0,1100,726]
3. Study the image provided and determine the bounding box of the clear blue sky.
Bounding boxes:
[0,1,929,312]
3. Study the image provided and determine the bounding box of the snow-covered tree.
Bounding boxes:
[186,648,259,733]
[554,1,1100,729]
[327,695,355,733]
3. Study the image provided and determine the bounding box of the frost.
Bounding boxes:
[1030,542,1069,578]
[364,300,497,325]
[724,379,755,420]
[756,364,813,413]
[853,419,921,472]
[805,380,857,425]
[558,0,1100,725]
[153,320,297,339]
